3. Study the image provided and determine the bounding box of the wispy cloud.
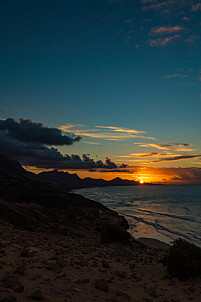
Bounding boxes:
[165,73,187,79]
[95,125,145,134]
[59,123,85,130]
[147,154,201,163]
[142,1,171,11]
[115,152,201,166]
[116,151,191,161]
[151,26,184,35]
[183,17,191,21]
[137,142,195,151]
[150,35,180,46]
[82,141,100,145]
[192,3,201,11]
[131,152,168,158]
[116,152,165,158]
[142,0,190,12]
[60,124,157,141]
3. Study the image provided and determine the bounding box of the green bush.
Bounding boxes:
[166,238,201,280]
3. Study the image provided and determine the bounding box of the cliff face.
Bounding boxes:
[0,155,128,234]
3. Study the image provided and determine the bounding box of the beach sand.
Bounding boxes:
[137,237,169,251]
[1,220,201,302]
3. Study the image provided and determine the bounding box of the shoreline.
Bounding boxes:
[136,237,169,250]
[75,186,201,248]
[74,188,173,248]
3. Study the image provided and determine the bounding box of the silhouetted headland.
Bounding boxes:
[38,169,147,189]
[1,154,201,301]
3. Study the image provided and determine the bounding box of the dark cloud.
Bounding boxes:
[139,152,159,157]
[140,142,194,151]
[22,154,127,171]
[88,168,132,173]
[0,118,81,146]
[150,154,201,163]
[169,168,201,181]
[0,118,126,171]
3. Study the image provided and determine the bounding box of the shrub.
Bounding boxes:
[166,238,201,280]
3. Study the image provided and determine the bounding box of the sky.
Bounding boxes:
[0,0,201,183]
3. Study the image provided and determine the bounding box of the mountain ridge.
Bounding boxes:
[38,169,140,189]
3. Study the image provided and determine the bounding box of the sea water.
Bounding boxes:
[76,185,201,245]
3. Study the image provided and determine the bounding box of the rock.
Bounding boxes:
[0,296,17,302]
[115,270,127,279]
[105,298,119,302]
[30,289,43,300]
[14,285,24,293]
[3,275,23,291]
[20,248,34,258]
[95,278,109,292]
[188,286,196,293]
[100,224,131,244]
[74,278,89,284]
[147,286,157,298]
[102,259,110,268]
[15,264,25,276]
[20,248,29,257]
[115,290,131,300]
[0,249,6,256]
[0,241,6,248]
[129,263,135,269]
[0,295,17,302]
[143,298,153,302]
[131,273,141,281]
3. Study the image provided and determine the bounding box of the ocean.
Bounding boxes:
[76,185,201,246]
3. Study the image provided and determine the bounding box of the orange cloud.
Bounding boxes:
[185,35,200,43]
[137,142,195,151]
[60,124,157,141]
[165,74,187,79]
[82,141,100,145]
[95,125,145,134]
[151,26,184,35]
[150,35,180,46]
[192,3,201,11]
[130,152,172,158]
[142,1,170,10]
[146,154,201,163]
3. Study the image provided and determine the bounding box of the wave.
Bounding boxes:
[136,208,197,223]
[126,214,194,242]
[77,186,201,245]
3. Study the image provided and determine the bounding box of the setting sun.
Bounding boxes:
[140,179,144,184]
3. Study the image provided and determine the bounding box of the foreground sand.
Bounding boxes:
[1,220,201,302]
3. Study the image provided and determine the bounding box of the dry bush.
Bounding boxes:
[165,238,201,280]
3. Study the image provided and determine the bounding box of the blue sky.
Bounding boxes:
[0,0,201,182]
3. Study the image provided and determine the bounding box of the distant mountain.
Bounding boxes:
[0,154,28,174]
[0,154,141,190]
[39,169,139,189]
[0,154,129,233]
[39,169,82,182]
[39,169,83,188]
